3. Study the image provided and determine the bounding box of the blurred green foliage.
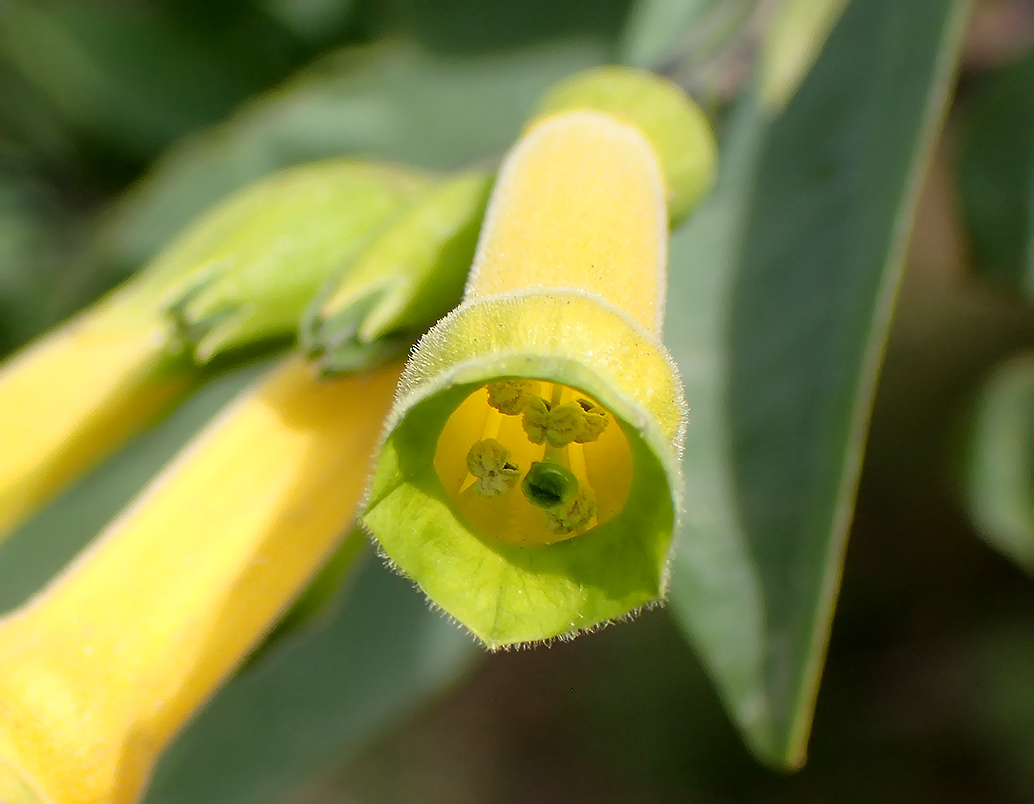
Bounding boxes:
[961,354,1034,573]
[667,0,968,765]
[958,46,1034,297]
[1,0,1033,801]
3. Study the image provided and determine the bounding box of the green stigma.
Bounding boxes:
[522,461,578,509]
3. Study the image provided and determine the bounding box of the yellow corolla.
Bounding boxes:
[0,358,401,804]
[363,69,715,648]
[0,301,189,540]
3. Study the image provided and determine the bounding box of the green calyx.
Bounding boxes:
[532,66,717,225]
[147,160,429,363]
[361,291,685,648]
[302,171,493,375]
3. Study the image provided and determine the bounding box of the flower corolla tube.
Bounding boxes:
[362,70,716,647]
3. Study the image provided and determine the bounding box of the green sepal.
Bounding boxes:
[532,66,717,225]
[150,160,429,362]
[302,171,493,375]
[361,291,684,648]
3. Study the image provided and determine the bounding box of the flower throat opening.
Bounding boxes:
[433,379,633,546]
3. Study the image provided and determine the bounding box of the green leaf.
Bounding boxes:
[377,0,631,55]
[957,47,1034,298]
[97,40,611,276]
[759,0,848,112]
[960,354,1034,574]
[0,2,284,160]
[617,0,757,104]
[0,171,72,353]
[618,0,719,69]
[144,557,476,804]
[663,0,968,767]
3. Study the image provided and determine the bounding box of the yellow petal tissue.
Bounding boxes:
[0,359,401,803]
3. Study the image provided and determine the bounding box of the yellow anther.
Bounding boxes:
[521,397,551,444]
[521,396,609,449]
[466,438,520,497]
[573,398,609,443]
[543,402,586,448]
[545,487,597,535]
[486,379,536,415]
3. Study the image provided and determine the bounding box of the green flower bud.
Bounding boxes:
[0,160,426,538]
[302,171,493,375]
[159,161,429,362]
[532,66,717,225]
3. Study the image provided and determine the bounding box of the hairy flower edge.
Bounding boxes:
[362,290,685,648]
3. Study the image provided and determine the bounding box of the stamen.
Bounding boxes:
[487,379,536,415]
[543,402,587,448]
[544,487,597,534]
[522,397,551,444]
[434,380,630,546]
[466,438,520,497]
[522,395,609,448]
[574,398,608,443]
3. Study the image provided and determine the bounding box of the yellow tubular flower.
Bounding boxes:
[362,87,713,646]
[429,110,678,549]
[0,301,188,538]
[466,109,668,332]
[0,358,402,803]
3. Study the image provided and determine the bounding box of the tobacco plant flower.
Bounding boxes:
[362,69,716,647]
[0,67,717,802]
[0,359,402,803]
